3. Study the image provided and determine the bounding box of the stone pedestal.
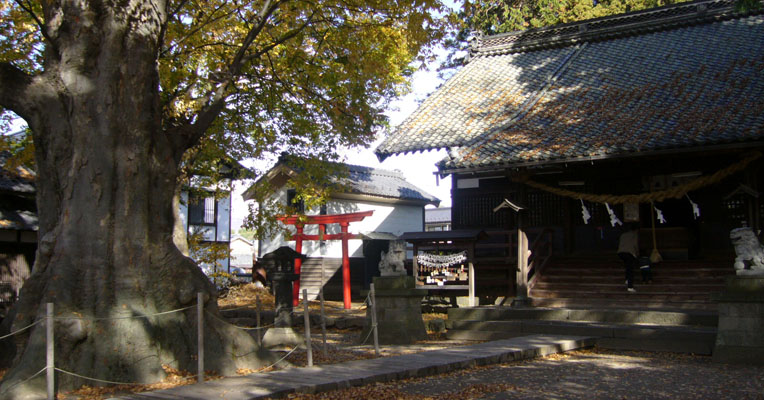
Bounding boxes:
[262,327,305,350]
[713,274,764,365]
[360,276,427,345]
[262,271,304,349]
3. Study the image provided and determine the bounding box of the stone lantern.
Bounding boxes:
[259,246,304,328]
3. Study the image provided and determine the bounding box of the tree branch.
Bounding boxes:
[0,62,35,119]
[168,0,290,150]
[12,0,59,55]
[160,2,233,58]
[240,10,317,66]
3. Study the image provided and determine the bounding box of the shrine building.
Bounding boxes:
[375,0,764,309]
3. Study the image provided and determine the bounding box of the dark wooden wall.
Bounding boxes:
[450,151,763,259]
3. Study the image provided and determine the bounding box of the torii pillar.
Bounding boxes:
[279,210,373,309]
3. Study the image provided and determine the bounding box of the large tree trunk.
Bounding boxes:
[0,3,271,398]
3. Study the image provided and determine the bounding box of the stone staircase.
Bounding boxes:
[527,255,735,311]
[444,255,735,355]
[446,306,719,354]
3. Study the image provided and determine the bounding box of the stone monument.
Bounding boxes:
[378,240,407,276]
[729,227,764,273]
[713,228,764,364]
[259,246,306,349]
[361,241,427,344]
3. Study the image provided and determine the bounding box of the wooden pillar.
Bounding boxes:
[340,222,351,309]
[293,225,303,306]
[468,246,476,307]
[412,243,419,283]
[515,212,529,304]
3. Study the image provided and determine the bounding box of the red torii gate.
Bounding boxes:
[278,210,374,309]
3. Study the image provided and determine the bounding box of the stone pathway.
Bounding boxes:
[116,335,595,400]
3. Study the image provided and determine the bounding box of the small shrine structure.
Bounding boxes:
[278,210,373,309]
[400,229,488,307]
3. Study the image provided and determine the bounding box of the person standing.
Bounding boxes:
[617,222,640,292]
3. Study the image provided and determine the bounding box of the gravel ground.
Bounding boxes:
[283,348,764,400]
[396,348,764,400]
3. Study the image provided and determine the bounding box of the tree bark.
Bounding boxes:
[0,2,271,398]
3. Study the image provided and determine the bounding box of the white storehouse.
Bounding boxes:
[230,235,256,270]
[178,189,232,273]
[244,159,439,298]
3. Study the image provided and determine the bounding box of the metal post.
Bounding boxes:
[369,283,380,356]
[46,302,54,400]
[319,286,328,358]
[302,289,313,366]
[255,295,262,346]
[197,292,204,383]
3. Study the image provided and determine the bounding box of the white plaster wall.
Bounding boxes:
[179,191,189,232]
[230,237,254,255]
[216,195,231,242]
[180,189,231,271]
[259,194,424,258]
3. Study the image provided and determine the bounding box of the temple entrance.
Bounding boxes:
[278,210,373,309]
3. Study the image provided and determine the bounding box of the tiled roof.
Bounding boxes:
[249,158,440,205]
[341,163,439,205]
[0,152,37,230]
[0,152,35,194]
[375,0,764,171]
[425,207,451,223]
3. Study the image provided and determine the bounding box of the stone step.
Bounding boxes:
[530,297,718,311]
[446,320,716,355]
[530,288,718,301]
[552,256,735,269]
[447,306,718,326]
[543,265,735,279]
[531,282,725,292]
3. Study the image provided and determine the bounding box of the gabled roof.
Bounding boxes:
[0,152,35,195]
[0,151,37,231]
[425,207,451,223]
[244,157,440,206]
[375,0,764,172]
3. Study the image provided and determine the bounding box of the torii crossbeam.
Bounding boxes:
[278,210,374,309]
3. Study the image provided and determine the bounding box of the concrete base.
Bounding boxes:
[713,275,764,365]
[262,327,305,350]
[361,276,428,345]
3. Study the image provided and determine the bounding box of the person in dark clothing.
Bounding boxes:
[617,222,640,292]
[638,256,653,284]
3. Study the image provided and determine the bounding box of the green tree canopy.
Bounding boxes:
[0,0,448,396]
[441,0,692,69]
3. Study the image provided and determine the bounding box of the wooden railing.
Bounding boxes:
[527,228,554,290]
[470,228,554,291]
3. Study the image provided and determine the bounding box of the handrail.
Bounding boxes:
[527,228,554,290]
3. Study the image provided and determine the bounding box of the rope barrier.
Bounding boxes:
[514,151,762,204]
[52,305,195,321]
[219,304,257,312]
[0,319,42,341]
[359,323,376,345]
[0,367,47,396]
[246,345,299,372]
[205,310,276,331]
[358,292,376,345]
[54,368,148,386]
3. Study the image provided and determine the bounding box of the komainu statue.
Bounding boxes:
[730,227,764,272]
[379,240,407,276]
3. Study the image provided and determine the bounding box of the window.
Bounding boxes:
[189,196,216,225]
[286,189,304,213]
